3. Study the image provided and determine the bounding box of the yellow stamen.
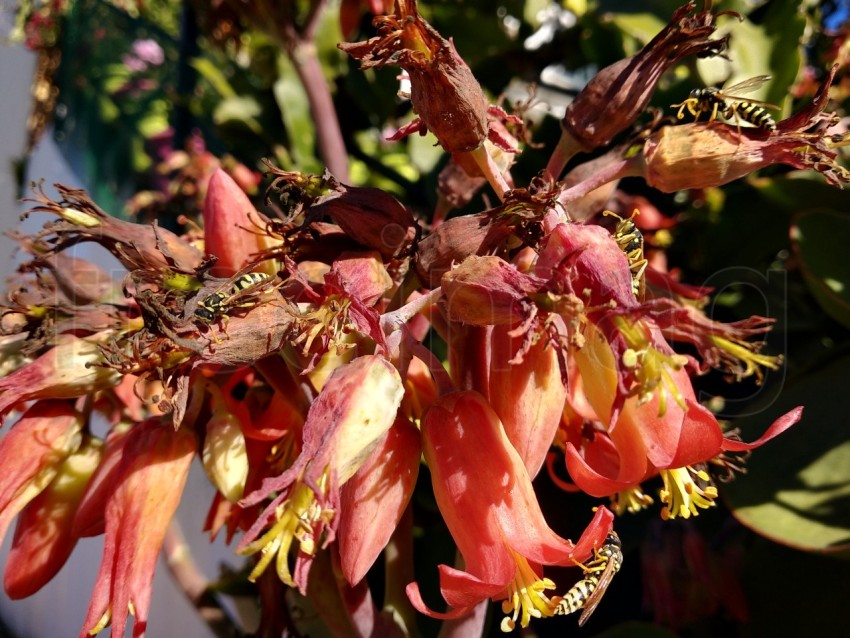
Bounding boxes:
[614,316,688,415]
[658,466,718,520]
[499,550,559,632]
[238,471,334,586]
[294,296,353,355]
[709,335,782,383]
[88,609,112,636]
[610,485,654,516]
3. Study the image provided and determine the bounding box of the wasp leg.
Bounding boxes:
[708,101,720,124]
[571,545,607,573]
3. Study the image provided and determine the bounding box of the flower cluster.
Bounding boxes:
[2,1,845,636]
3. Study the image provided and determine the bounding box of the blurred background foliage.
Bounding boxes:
[7,0,850,635]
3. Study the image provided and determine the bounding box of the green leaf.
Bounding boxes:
[791,210,850,329]
[606,11,667,50]
[754,173,850,214]
[273,54,321,173]
[697,1,805,116]
[724,353,850,554]
[190,57,238,99]
[213,96,264,136]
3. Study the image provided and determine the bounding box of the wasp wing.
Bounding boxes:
[718,76,779,109]
[722,75,771,95]
[576,557,619,627]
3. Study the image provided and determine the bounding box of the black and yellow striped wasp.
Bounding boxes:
[604,210,647,300]
[672,75,778,132]
[553,531,623,626]
[193,271,275,324]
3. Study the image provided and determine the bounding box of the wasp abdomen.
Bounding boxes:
[553,531,623,623]
[554,573,603,615]
[730,101,777,131]
[194,272,271,323]
[605,210,647,299]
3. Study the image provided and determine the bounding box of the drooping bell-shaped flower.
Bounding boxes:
[564,322,803,518]
[26,183,204,274]
[338,0,518,197]
[488,323,567,478]
[407,390,613,631]
[80,419,196,638]
[306,179,419,260]
[72,424,131,538]
[338,416,421,586]
[0,400,82,545]
[547,1,729,176]
[201,387,249,503]
[534,220,802,517]
[238,355,404,592]
[4,434,102,598]
[0,333,122,423]
[441,255,546,330]
[643,64,848,191]
[339,0,490,155]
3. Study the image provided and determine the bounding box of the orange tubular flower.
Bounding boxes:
[4,434,102,598]
[533,221,804,517]
[72,424,132,538]
[489,323,567,478]
[338,416,421,586]
[407,391,613,631]
[0,400,82,546]
[0,333,122,424]
[237,355,404,593]
[80,419,196,638]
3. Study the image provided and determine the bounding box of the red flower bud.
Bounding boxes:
[441,255,545,328]
[203,168,271,276]
[557,2,728,155]
[339,0,490,154]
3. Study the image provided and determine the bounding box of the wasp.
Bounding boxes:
[554,531,623,626]
[194,271,273,323]
[604,210,647,300]
[672,75,778,132]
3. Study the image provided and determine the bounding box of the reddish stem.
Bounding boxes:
[545,128,585,181]
[289,41,351,181]
[162,522,243,638]
[557,155,643,206]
